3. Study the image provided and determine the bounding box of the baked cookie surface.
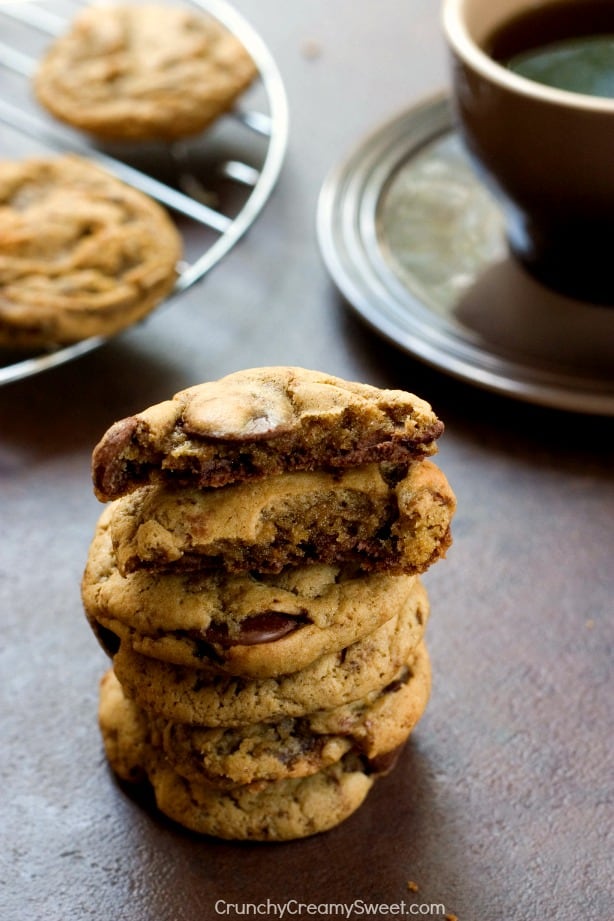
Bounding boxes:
[107,460,455,577]
[99,668,402,840]
[148,752,375,841]
[112,588,428,726]
[150,643,431,787]
[82,505,422,677]
[0,155,181,349]
[34,4,257,141]
[91,366,445,500]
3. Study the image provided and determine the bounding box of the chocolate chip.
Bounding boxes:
[184,386,295,440]
[92,621,121,657]
[191,637,225,665]
[201,621,231,648]
[201,612,308,649]
[382,666,411,694]
[92,416,138,498]
[233,612,307,646]
[368,743,406,775]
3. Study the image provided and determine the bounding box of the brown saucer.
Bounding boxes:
[317,93,614,415]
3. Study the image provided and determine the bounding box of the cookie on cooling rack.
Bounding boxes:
[0,154,182,349]
[33,4,258,141]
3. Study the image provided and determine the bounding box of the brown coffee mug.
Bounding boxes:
[442,0,614,304]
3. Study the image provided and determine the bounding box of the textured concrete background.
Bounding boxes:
[1,2,612,919]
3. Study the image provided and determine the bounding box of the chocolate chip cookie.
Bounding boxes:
[82,504,423,677]
[0,155,181,349]
[99,669,402,840]
[91,366,445,501]
[34,4,257,141]
[150,750,378,840]
[107,460,455,577]
[111,587,428,726]
[148,643,431,787]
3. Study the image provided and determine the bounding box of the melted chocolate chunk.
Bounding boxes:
[202,612,309,649]
[367,743,406,775]
[92,621,121,657]
[382,666,411,695]
[92,416,138,497]
[190,636,225,665]
[201,621,231,648]
[233,612,309,646]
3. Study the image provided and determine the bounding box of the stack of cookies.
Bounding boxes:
[82,366,456,841]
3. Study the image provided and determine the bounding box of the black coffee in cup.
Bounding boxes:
[485,0,614,99]
[443,0,614,303]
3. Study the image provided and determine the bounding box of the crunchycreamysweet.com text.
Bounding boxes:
[213,899,452,918]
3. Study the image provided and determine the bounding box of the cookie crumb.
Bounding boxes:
[585,619,595,629]
[406,881,419,892]
[445,914,459,920]
[301,39,322,59]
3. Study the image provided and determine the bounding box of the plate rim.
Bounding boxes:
[316,91,614,416]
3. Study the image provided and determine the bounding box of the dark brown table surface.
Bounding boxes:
[1,2,612,919]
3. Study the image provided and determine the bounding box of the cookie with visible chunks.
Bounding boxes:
[107,460,455,577]
[111,588,428,727]
[99,669,394,841]
[0,155,181,349]
[91,366,445,501]
[150,643,431,788]
[149,751,376,840]
[34,4,257,141]
[82,504,424,677]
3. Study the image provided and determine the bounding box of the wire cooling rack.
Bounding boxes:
[0,0,289,385]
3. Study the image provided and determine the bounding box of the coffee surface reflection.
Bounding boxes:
[486,0,614,99]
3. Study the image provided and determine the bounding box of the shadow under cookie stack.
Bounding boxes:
[82,367,455,841]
